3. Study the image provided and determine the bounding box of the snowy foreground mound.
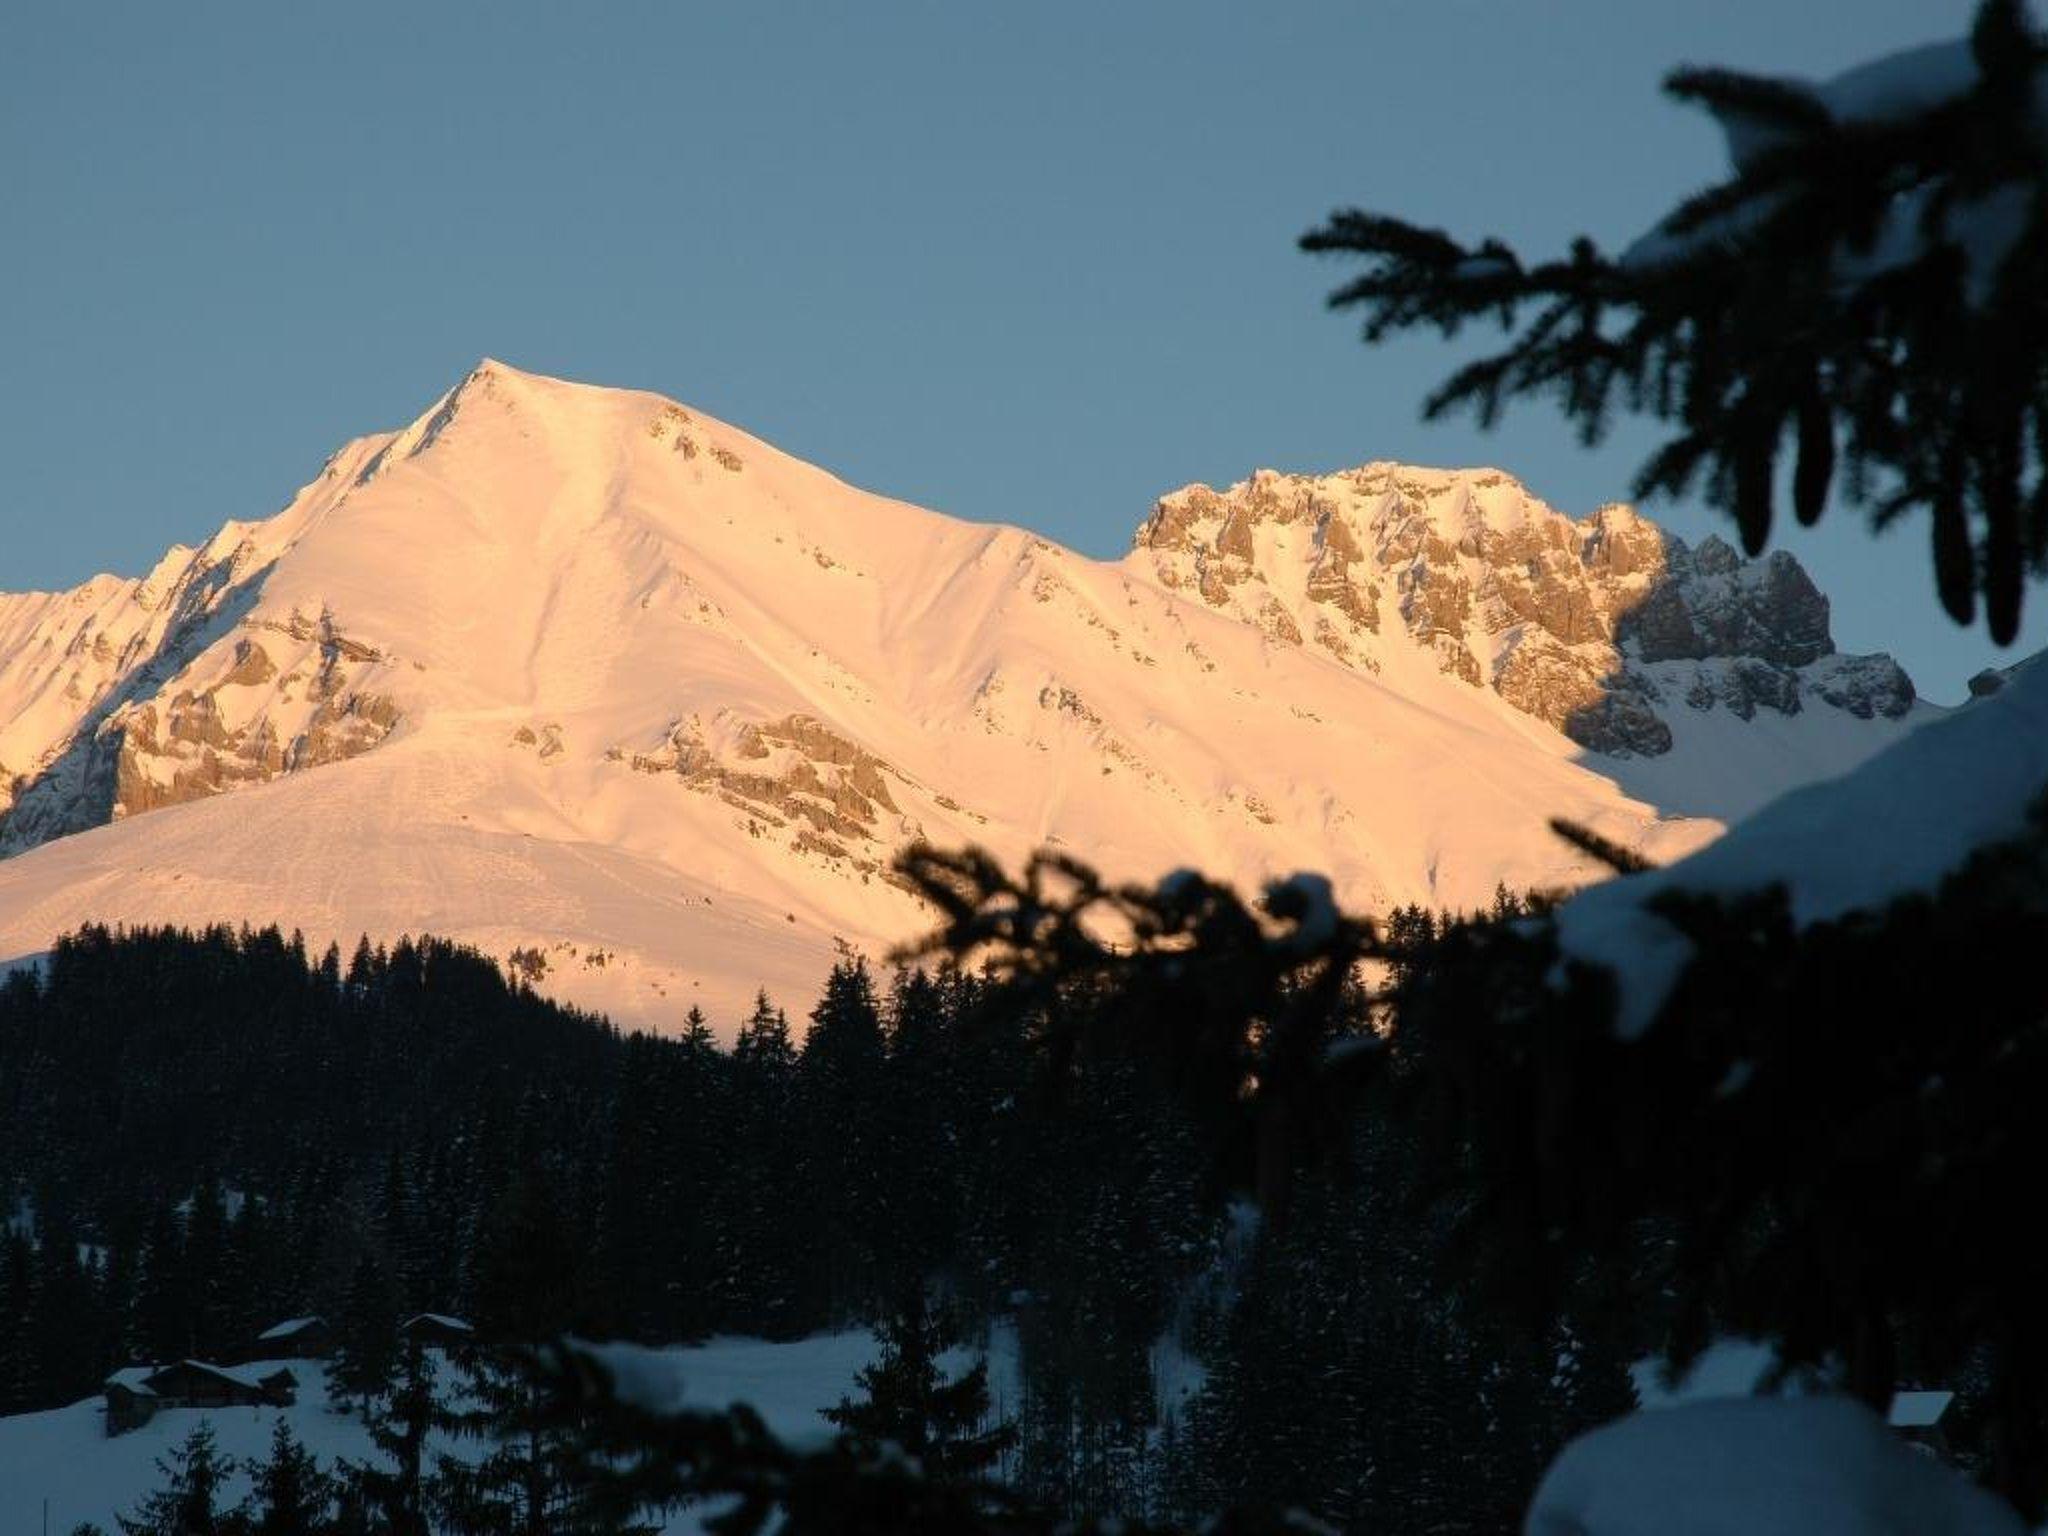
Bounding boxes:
[1531,1397,2024,1536]
[0,361,1930,1031]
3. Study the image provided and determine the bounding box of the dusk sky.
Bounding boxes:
[4,0,2033,700]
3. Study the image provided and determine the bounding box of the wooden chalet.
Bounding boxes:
[245,1314,335,1360]
[401,1312,476,1350]
[102,1359,298,1436]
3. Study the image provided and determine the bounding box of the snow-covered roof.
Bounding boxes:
[1888,1390,1955,1429]
[256,1315,324,1341]
[148,1359,290,1393]
[103,1366,157,1396]
[403,1312,473,1333]
[1557,653,2048,1038]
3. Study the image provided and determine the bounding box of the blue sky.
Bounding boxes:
[2,0,2034,701]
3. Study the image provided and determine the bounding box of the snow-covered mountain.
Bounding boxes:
[0,361,1933,1030]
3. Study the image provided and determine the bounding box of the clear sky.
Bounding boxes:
[3,1,2037,701]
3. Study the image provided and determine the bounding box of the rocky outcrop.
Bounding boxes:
[1135,463,1915,758]
[623,711,921,880]
[1621,541,1831,666]
[0,523,403,858]
[1806,653,1917,720]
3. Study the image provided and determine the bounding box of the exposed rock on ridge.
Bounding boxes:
[0,495,401,854]
[1135,463,1915,757]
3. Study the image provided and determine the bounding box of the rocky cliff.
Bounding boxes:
[1134,463,1915,758]
[0,492,400,855]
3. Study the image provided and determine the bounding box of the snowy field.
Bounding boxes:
[0,1318,1224,1535]
[0,1332,992,1536]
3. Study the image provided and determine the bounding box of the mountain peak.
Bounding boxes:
[361,357,607,486]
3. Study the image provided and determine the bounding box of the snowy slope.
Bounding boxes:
[0,1336,1003,1536]
[1528,1396,2025,1536]
[0,361,1930,1032]
[1132,465,1926,823]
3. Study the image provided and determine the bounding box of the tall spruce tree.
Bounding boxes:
[881,969,965,1292]
[346,1338,438,1536]
[130,1206,188,1367]
[823,1289,1015,1482]
[797,961,890,1323]
[724,992,803,1335]
[118,1423,240,1536]
[333,1250,401,1417]
[249,1420,337,1536]
[0,1227,33,1412]
[28,1205,103,1409]
[438,1144,591,1536]
[182,1180,232,1359]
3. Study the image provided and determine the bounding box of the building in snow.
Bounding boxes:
[242,1315,334,1360]
[400,1312,475,1351]
[1888,1388,1956,1459]
[102,1360,299,1435]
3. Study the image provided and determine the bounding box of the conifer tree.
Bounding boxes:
[797,960,890,1322]
[438,1147,591,1536]
[28,1205,101,1407]
[249,1420,336,1536]
[881,969,964,1289]
[377,1153,426,1311]
[333,1250,401,1417]
[0,1227,33,1412]
[118,1423,240,1536]
[667,1004,731,1341]
[724,992,803,1335]
[130,1207,188,1364]
[823,1289,1015,1482]
[182,1180,232,1358]
[1301,0,2048,643]
[347,1338,438,1536]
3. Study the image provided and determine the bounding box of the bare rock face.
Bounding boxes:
[1135,463,1915,758]
[1630,540,1833,667]
[1304,513,1380,632]
[0,503,404,857]
[1807,654,1917,720]
[1568,683,1675,758]
[624,711,923,882]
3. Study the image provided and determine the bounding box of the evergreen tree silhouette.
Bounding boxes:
[117,1423,240,1536]
[345,1337,437,1536]
[248,1419,336,1536]
[823,1288,1015,1482]
[332,1250,400,1417]
[797,960,889,1322]
[1302,0,2048,642]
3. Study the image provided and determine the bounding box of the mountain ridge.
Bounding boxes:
[0,360,1935,1030]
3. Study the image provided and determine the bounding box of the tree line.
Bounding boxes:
[0,911,1627,1532]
